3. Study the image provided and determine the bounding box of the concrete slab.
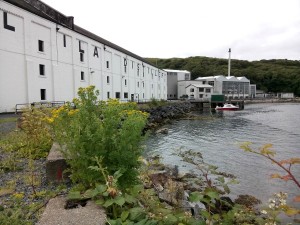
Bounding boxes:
[37,196,106,225]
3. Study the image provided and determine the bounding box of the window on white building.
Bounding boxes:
[107,92,110,99]
[80,52,84,62]
[205,89,211,93]
[39,64,45,76]
[81,71,85,81]
[63,35,66,47]
[185,74,189,80]
[115,92,120,99]
[38,40,44,52]
[124,92,128,98]
[107,76,110,84]
[137,82,139,88]
[190,88,194,92]
[199,88,204,92]
[199,94,203,98]
[124,79,127,86]
[106,61,109,69]
[40,89,46,100]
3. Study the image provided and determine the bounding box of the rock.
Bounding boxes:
[156,128,168,134]
[234,194,261,208]
[149,171,168,187]
[158,181,184,206]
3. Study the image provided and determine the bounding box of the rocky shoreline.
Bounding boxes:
[143,102,195,129]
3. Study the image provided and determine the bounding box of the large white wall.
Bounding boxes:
[0,0,167,113]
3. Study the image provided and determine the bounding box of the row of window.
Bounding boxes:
[190,94,209,98]
[201,81,214,86]
[39,64,163,90]
[37,39,166,78]
[38,89,155,101]
[190,88,211,93]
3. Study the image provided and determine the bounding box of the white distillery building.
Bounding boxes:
[0,0,167,113]
[195,75,251,99]
[165,69,191,100]
[185,84,213,101]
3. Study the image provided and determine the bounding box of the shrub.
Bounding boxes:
[50,86,149,190]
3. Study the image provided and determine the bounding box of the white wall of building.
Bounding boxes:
[0,0,167,112]
[186,84,213,101]
[165,69,191,99]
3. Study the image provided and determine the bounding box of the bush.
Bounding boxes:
[50,86,149,190]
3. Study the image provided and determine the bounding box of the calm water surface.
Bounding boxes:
[144,103,300,208]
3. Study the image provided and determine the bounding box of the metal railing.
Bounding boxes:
[15,101,65,114]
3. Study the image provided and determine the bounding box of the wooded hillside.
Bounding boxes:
[146,57,300,96]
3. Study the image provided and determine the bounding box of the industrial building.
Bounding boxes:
[165,69,190,100]
[0,0,167,113]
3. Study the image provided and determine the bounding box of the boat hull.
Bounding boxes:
[216,108,239,111]
[215,103,239,111]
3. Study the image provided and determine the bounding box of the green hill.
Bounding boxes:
[146,57,300,96]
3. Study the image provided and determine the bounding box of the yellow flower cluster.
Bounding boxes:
[122,109,149,118]
[45,105,79,123]
[68,109,79,116]
[107,98,121,105]
[12,192,24,200]
[78,85,96,95]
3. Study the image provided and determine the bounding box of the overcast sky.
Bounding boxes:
[41,0,300,61]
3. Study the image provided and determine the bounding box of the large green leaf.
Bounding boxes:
[114,196,125,207]
[67,191,81,200]
[200,210,210,219]
[129,207,146,221]
[125,193,137,204]
[95,199,105,206]
[189,191,204,202]
[95,184,107,193]
[103,198,114,208]
[162,214,178,225]
[135,218,148,225]
[121,210,130,221]
[206,191,220,200]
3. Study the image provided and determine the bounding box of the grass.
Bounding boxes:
[0,117,18,124]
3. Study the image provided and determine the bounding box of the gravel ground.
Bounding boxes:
[0,113,70,224]
[0,113,20,136]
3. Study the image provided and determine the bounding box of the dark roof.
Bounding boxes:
[4,0,158,68]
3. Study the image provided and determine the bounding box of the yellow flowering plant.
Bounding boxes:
[50,86,149,190]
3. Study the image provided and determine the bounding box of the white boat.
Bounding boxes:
[215,103,239,111]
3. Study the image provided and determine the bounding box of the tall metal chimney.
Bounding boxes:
[228,48,231,77]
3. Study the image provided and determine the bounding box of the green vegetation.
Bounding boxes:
[49,86,149,190]
[146,57,300,96]
[0,107,60,224]
[0,117,17,124]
